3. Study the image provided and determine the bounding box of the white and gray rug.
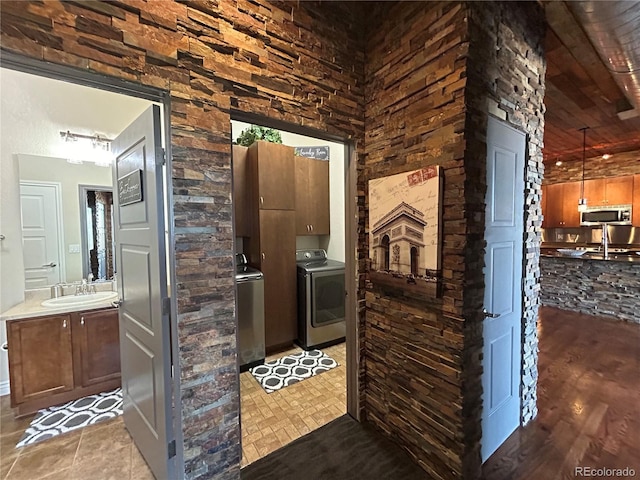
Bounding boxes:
[250,350,339,393]
[16,388,123,448]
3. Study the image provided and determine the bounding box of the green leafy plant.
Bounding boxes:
[235,125,283,146]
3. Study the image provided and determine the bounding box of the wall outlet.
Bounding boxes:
[68,244,81,254]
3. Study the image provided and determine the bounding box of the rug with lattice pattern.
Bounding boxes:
[16,388,122,448]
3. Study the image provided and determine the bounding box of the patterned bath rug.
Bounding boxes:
[250,349,339,393]
[16,388,122,448]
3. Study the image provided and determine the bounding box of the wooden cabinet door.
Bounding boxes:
[259,209,297,350]
[7,315,74,406]
[584,178,606,207]
[295,156,311,235]
[544,183,564,227]
[233,145,250,237]
[73,308,121,387]
[634,175,640,226]
[250,141,295,210]
[562,182,581,227]
[605,176,633,205]
[308,158,330,235]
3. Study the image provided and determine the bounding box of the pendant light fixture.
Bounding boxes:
[577,127,588,212]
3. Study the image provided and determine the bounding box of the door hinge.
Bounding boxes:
[156,147,166,166]
[162,297,171,316]
[168,440,176,458]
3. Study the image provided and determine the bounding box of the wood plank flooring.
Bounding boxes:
[483,306,640,479]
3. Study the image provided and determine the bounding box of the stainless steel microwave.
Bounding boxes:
[580,205,632,225]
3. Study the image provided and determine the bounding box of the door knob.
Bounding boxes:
[112,299,123,308]
[483,308,501,318]
[42,262,57,267]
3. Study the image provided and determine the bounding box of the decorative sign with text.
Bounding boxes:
[118,169,144,206]
[294,146,330,160]
[368,166,443,297]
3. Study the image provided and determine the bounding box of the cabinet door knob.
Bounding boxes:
[81,316,85,326]
[63,319,67,329]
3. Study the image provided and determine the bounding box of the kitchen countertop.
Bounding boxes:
[541,249,640,264]
[1,284,118,321]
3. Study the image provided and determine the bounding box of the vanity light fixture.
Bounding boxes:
[578,127,588,212]
[60,130,113,166]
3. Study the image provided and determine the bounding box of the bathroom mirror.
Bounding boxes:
[18,154,113,288]
[79,186,115,281]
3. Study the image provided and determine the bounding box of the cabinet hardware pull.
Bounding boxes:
[261,252,265,261]
[81,317,85,326]
[310,224,314,232]
[63,319,67,328]
[260,196,264,205]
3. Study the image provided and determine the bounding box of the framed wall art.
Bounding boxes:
[368,165,443,297]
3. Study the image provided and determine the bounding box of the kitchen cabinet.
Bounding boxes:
[295,156,330,235]
[583,176,633,206]
[634,175,640,226]
[247,141,295,211]
[247,209,297,351]
[233,145,250,237]
[542,182,580,227]
[7,307,120,416]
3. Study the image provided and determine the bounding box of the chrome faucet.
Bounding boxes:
[601,223,609,260]
[75,276,97,295]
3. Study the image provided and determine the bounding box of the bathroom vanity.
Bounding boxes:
[2,291,121,417]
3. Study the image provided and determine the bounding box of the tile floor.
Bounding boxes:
[240,342,347,466]
[0,342,346,478]
[0,396,153,480]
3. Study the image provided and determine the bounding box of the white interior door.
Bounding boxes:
[112,105,175,479]
[481,117,525,461]
[20,183,62,288]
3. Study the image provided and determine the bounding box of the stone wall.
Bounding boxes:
[465,2,546,441]
[362,2,545,478]
[0,1,365,478]
[540,256,640,324]
[544,149,640,184]
[364,2,469,478]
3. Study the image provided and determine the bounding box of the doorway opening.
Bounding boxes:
[230,117,356,467]
[0,61,179,480]
[381,235,390,271]
[410,246,419,275]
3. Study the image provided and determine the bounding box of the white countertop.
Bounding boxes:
[1,284,119,321]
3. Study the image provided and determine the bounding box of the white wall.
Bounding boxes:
[18,155,113,283]
[232,121,346,262]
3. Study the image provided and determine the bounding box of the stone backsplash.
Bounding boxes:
[540,256,640,324]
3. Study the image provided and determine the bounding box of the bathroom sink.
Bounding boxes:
[41,291,118,308]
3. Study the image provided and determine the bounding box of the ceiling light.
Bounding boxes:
[555,160,563,166]
[602,154,611,160]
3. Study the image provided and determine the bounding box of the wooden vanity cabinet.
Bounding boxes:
[73,308,121,388]
[7,307,120,416]
[7,314,74,407]
[295,156,330,235]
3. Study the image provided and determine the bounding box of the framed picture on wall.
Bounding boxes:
[368,165,443,297]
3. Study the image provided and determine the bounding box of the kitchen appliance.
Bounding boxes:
[296,249,345,350]
[580,205,632,226]
[235,253,265,371]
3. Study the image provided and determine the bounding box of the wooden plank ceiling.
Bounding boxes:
[543,1,640,166]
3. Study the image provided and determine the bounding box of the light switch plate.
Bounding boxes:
[69,244,81,254]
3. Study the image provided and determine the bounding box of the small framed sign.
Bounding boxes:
[294,146,330,160]
[118,169,143,206]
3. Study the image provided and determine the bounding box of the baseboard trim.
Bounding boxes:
[0,380,10,397]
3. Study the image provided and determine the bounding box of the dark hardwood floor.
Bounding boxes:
[483,306,640,480]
